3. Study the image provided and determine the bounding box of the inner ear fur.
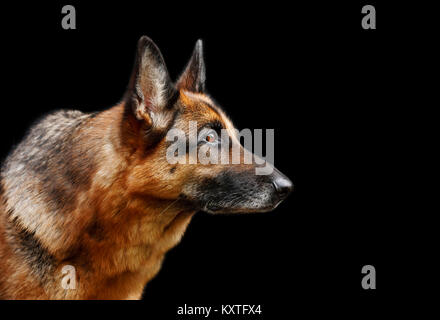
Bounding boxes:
[124,36,177,130]
[177,39,206,93]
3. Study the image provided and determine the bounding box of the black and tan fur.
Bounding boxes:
[0,36,292,299]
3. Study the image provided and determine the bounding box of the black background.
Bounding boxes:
[0,0,434,317]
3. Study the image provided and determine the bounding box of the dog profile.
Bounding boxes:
[0,36,292,299]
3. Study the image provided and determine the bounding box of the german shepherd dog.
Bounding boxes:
[0,36,292,299]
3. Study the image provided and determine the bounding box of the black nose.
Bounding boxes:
[272,175,293,200]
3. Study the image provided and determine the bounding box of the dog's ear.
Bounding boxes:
[177,39,206,93]
[125,36,176,129]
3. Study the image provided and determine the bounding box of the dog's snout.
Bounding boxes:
[272,175,293,200]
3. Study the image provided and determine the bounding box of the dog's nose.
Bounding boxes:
[272,175,293,200]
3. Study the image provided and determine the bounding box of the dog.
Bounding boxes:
[0,36,292,299]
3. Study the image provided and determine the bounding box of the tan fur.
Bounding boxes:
[0,88,239,299]
[0,37,291,299]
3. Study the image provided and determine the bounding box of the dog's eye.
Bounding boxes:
[205,133,216,143]
[198,128,219,145]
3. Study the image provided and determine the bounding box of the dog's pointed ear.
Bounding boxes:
[177,39,206,93]
[125,36,176,127]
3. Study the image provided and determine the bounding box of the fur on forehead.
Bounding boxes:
[180,90,214,106]
[179,90,234,127]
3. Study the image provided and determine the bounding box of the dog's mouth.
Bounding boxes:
[201,196,285,214]
[180,188,286,214]
[179,169,293,214]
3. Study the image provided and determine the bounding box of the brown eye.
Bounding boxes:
[198,128,219,145]
[205,133,215,143]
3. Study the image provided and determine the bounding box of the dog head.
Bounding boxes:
[122,36,292,214]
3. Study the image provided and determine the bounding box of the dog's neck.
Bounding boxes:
[63,105,196,298]
[0,104,196,299]
[73,197,195,299]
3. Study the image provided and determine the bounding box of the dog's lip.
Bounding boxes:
[272,194,287,209]
[203,200,282,214]
[185,191,289,214]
